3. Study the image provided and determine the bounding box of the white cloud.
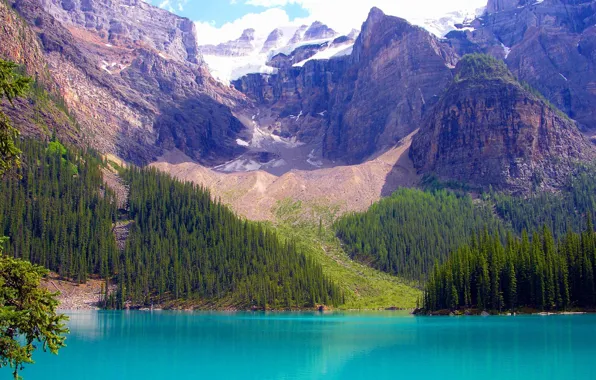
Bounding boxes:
[245,0,297,5]
[194,0,488,45]
[195,8,294,45]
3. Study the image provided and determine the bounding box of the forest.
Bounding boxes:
[424,223,596,312]
[0,139,342,309]
[119,167,343,308]
[335,167,596,283]
[334,188,506,282]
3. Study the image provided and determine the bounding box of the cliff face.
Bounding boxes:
[39,0,202,64]
[410,55,596,193]
[324,8,457,163]
[0,0,80,145]
[233,8,457,164]
[4,0,247,165]
[445,0,596,132]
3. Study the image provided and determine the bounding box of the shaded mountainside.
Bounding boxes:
[233,7,457,164]
[410,54,596,193]
[2,0,248,165]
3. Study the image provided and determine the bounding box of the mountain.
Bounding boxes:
[0,1,81,145]
[324,8,457,163]
[197,21,344,84]
[233,8,457,166]
[444,0,596,135]
[4,0,247,165]
[410,54,596,193]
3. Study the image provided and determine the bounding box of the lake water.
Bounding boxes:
[6,311,596,379]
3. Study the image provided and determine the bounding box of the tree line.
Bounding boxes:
[424,223,596,312]
[0,139,342,309]
[0,139,119,283]
[117,167,343,308]
[334,188,506,282]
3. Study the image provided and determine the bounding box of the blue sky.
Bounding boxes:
[149,0,488,45]
[147,0,308,27]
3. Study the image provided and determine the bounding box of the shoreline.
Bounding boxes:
[413,308,593,316]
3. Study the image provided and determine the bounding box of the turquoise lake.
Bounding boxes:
[5,311,596,379]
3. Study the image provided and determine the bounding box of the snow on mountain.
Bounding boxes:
[199,21,346,84]
[198,7,486,85]
[410,6,486,37]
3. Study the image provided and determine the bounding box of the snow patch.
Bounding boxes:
[293,43,354,67]
[307,149,323,168]
[202,54,278,84]
[215,159,263,173]
[236,138,250,147]
[559,73,568,81]
[501,43,511,59]
[411,6,486,37]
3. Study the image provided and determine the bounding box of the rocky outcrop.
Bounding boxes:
[324,8,457,163]
[0,0,81,145]
[7,0,247,165]
[445,0,596,132]
[410,55,596,193]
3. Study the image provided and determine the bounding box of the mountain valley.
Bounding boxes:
[1,0,596,312]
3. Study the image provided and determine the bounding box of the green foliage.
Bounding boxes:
[334,188,506,283]
[454,54,512,83]
[424,223,596,312]
[272,199,421,310]
[492,164,596,239]
[120,168,343,309]
[0,59,32,177]
[0,238,69,380]
[1,140,342,309]
[0,139,119,283]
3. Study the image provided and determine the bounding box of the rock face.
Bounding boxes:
[324,8,457,163]
[445,0,596,132]
[410,55,596,193]
[233,7,457,164]
[0,0,81,145]
[5,0,247,165]
[40,0,202,64]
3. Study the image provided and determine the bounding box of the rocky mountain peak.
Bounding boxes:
[261,28,284,53]
[289,25,308,44]
[353,7,418,65]
[199,28,257,57]
[303,21,336,41]
[366,6,386,23]
[410,54,596,193]
[240,28,256,41]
